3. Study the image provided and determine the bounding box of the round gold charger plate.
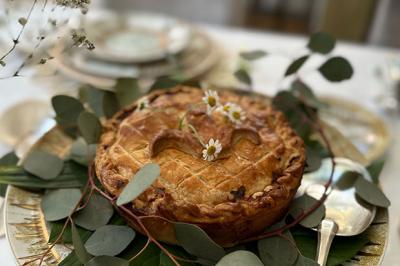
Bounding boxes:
[5,105,388,266]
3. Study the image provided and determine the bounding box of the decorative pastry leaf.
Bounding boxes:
[41,188,82,221]
[69,137,97,166]
[239,50,267,61]
[102,91,120,118]
[86,256,129,266]
[355,176,390,207]
[71,221,92,264]
[318,57,353,82]
[116,163,160,206]
[295,255,319,266]
[22,150,64,180]
[307,32,336,54]
[366,158,385,183]
[150,77,180,92]
[258,235,298,266]
[52,95,84,125]
[84,225,136,256]
[216,251,263,266]
[78,111,102,144]
[234,69,252,86]
[285,55,309,76]
[114,78,142,107]
[0,161,87,189]
[289,194,325,228]
[74,193,114,231]
[174,222,225,261]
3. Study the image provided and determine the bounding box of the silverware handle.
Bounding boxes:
[316,219,338,266]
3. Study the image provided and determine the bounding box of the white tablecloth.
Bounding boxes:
[1,24,400,265]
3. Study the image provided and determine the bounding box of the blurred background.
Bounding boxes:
[104,0,400,47]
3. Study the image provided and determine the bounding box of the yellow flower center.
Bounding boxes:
[207,96,216,107]
[232,111,241,120]
[207,145,216,155]
[223,105,230,112]
[139,102,145,110]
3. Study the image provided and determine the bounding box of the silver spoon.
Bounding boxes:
[301,158,376,266]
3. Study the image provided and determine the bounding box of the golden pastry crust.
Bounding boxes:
[95,86,305,246]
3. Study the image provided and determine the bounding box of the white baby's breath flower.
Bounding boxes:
[228,105,246,124]
[202,90,220,115]
[202,138,222,161]
[137,97,149,111]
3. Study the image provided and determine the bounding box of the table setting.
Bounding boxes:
[1,2,400,266]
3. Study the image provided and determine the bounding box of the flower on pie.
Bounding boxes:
[217,102,234,114]
[202,90,220,114]
[137,97,149,111]
[202,138,222,161]
[228,105,246,124]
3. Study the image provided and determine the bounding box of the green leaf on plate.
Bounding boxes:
[102,91,120,118]
[86,256,129,266]
[307,32,336,54]
[116,163,160,206]
[239,50,267,61]
[41,188,82,221]
[367,158,386,183]
[69,137,97,166]
[216,250,263,266]
[258,235,298,266]
[0,161,87,189]
[318,56,353,82]
[285,55,309,76]
[85,225,135,256]
[22,150,64,180]
[174,222,225,261]
[115,78,142,107]
[295,255,319,266]
[72,221,93,264]
[355,176,390,207]
[52,95,84,126]
[289,194,325,228]
[0,152,18,197]
[79,86,105,117]
[74,193,114,231]
[150,77,180,92]
[78,111,102,144]
[48,220,92,244]
[304,140,328,173]
[234,69,252,86]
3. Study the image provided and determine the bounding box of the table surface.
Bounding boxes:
[1,24,400,265]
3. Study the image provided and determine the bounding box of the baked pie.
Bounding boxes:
[95,86,305,246]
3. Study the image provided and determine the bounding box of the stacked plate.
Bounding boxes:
[50,10,219,88]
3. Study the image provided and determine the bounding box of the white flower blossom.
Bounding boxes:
[228,105,246,124]
[202,138,222,161]
[137,97,149,111]
[217,102,235,114]
[202,90,220,115]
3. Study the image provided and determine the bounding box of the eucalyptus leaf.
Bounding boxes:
[85,225,135,256]
[59,251,82,266]
[117,163,160,206]
[290,80,324,109]
[72,221,93,263]
[74,193,114,231]
[285,55,309,76]
[318,57,353,82]
[52,95,84,125]
[295,255,319,266]
[355,176,390,207]
[290,194,325,228]
[48,220,92,244]
[258,235,298,265]
[216,251,263,266]
[69,137,97,166]
[79,86,105,117]
[86,256,129,266]
[0,161,87,189]
[102,91,120,118]
[239,50,267,61]
[23,150,64,180]
[174,222,225,261]
[18,17,27,26]
[0,152,18,197]
[150,77,180,92]
[78,112,102,144]
[41,188,82,221]
[115,78,142,107]
[234,69,252,86]
[367,158,385,183]
[307,32,336,54]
